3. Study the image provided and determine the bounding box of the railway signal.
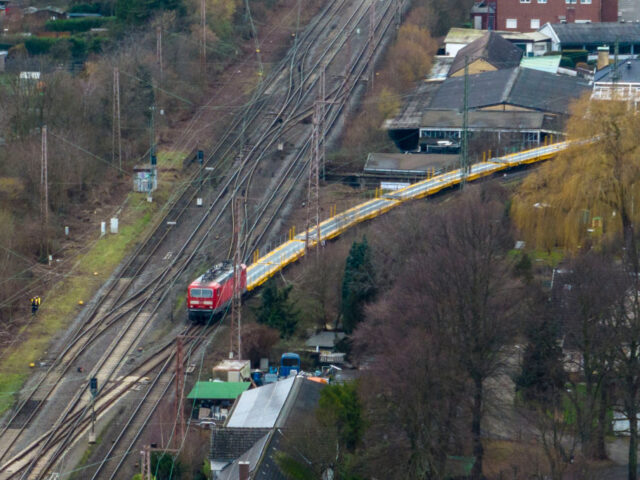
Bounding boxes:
[89,377,98,444]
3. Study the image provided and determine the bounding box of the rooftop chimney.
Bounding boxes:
[597,46,610,71]
[239,461,250,480]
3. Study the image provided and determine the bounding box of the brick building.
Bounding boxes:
[496,0,618,32]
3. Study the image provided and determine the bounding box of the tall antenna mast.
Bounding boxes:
[230,195,243,359]
[461,56,469,187]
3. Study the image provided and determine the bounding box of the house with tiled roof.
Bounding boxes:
[449,31,523,77]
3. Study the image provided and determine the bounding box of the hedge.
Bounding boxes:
[45,17,114,33]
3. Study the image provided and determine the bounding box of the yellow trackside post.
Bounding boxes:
[292,226,295,238]
[482,151,486,162]
[550,134,554,144]
[488,149,492,160]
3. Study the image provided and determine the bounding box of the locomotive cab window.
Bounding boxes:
[191,288,214,298]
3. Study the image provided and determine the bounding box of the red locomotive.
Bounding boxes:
[187,262,247,323]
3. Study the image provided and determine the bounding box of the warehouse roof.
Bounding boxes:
[429,67,589,115]
[543,22,640,46]
[450,32,523,76]
[187,381,251,400]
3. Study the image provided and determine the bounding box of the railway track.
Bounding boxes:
[0,0,400,477]
[0,0,348,460]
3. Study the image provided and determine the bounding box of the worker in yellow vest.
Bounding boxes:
[30,296,41,315]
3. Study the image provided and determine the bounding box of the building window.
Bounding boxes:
[506,18,517,29]
[566,0,577,3]
[537,0,547,3]
[580,0,591,3]
[530,18,540,29]
[520,0,531,3]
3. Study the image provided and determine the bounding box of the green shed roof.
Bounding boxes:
[187,381,251,400]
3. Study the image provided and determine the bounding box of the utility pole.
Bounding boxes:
[368,4,376,90]
[112,67,122,173]
[461,56,469,188]
[175,336,185,449]
[156,25,163,83]
[149,95,157,199]
[201,0,206,83]
[41,125,48,256]
[613,38,620,84]
[394,0,401,30]
[305,103,321,258]
[319,65,326,180]
[230,195,243,359]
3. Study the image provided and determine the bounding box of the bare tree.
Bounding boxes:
[355,185,521,479]
[560,252,619,461]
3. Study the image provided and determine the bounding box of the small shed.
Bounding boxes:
[188,381,251,402]
[132,166,157,193]
[212,359,251,382]
[0,52,6,73]
[305,331,346,353]
[187,381,251,418]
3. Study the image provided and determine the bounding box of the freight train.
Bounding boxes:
[187,262,247,323]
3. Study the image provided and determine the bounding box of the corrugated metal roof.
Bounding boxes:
[226,377,296,428]
[187,381,250,400]
[520,55,561,74]
[548,22,640,46]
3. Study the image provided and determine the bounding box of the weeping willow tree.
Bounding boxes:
[512,95,640,252]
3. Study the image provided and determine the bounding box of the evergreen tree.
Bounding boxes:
[516,315,566,406]
[254,278,298,338]
[317,382,364,452]
[341,237,376,333]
